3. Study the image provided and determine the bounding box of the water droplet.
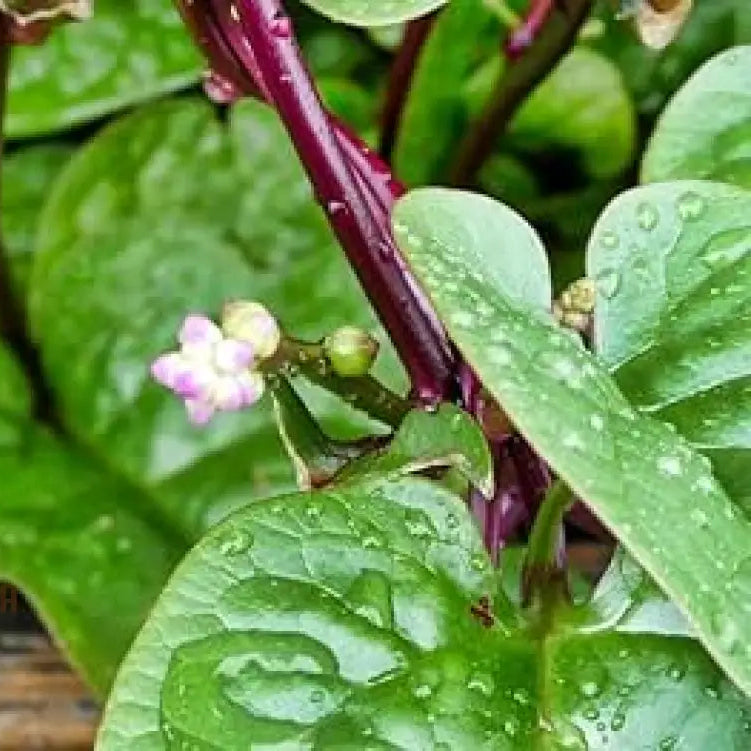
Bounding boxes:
[503,718,519,737]
[601,230,620,249]
[583,705,600,721]
[676,191,705,221]
[667,663,686,681]
[412,683,432,699]
[512,687,530,705]
[589,414,605,431]
[579,680,601,698]
[690,508,709,528]
[657,454,682,477]
[467,672,494,697]
[659,734,678,750]
[636,202,659,231]
[270,13,292,37]
[446,513,459,530]
[219,529,251,555]
[595,269,621,299]
[610,712,626,731]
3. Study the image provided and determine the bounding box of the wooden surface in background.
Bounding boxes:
[0,632,98,750]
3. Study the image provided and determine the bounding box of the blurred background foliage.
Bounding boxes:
[0,0,749,693]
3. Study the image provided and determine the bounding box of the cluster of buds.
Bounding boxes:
[151,301,280,426]
[553,278,596,335]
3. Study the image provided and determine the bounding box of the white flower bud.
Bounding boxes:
[222,301,281,360]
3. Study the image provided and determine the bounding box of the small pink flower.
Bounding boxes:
[151,313,265,426]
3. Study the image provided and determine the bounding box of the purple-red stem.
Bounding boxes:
[175,0,556,559]
[505,0,556,59]
[177,0,456,404]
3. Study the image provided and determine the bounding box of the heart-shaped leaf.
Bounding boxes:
[6,0,201,138]
[98,478,751,749]
[394,187,751,697]
[588,179,751,512]
[642,46,751,189]
[30,97,403,539]
[301,0,447,27]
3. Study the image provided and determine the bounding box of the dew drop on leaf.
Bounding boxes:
[636,201,659,231]
[595,269,621,299]
[676,191,705,221]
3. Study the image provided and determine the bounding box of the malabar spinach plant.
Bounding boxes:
[0,0,749,749]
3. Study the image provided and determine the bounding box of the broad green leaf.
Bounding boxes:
[98,478,751,750]
[392,187,551,309]
[302,0,446,27]
[394,0,499,185]
[6,0,201,138]
[642,46,751,189]
[0,343,30,419]
[30,98,404,539]
[588,180,751,513]
[3,144,72,289]
[0,414,182,694]
[395,187,751,697]
[510,48,636,179]
[343,404,494,496]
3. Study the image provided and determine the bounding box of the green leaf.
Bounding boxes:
[588,180,751,513]
[98,478,751,749]
[270,379,355,490]
[301,0,447,27]
[510,48,636,179]
[394,0,499,185]
[344,404,494,496]
[0,413,182,695]
[3,144,72,289]
[30,97,404,539]
[642,46,751,189]
[6,0,201,139]
[393,187,551,309]
[0,343,30,419]
[394,187,751,697]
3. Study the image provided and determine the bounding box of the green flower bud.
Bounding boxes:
[324,326,379,377]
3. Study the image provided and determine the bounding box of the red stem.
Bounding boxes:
[505,0,556,59]
[176,0,455,403]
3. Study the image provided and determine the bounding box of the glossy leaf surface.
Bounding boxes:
[395,187,751,697]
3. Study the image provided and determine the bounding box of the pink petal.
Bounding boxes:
[237,372,265,407]
[213,339,254,374]
[185,399,215,426]
[150,353,182,389]
[179,314,222,347]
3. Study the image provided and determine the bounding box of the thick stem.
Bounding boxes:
[379,15,437,160]
[265,338,411,429]
[0,20,56,424]
[178,1,456,403]
[449,0,592,186]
